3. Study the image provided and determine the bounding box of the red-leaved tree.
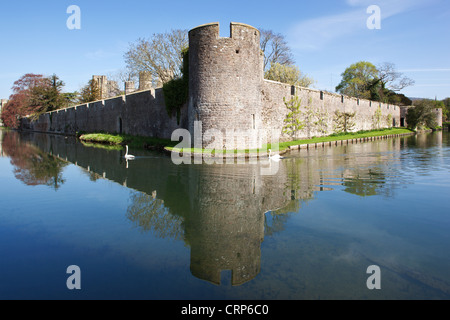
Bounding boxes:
[0,74,47,128]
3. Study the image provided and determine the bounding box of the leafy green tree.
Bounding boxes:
[79,79,101,103]
[282,95,305,139]
[163,48,189,123]
[405,99,438,130]
[336,61,414,104]
[336,61,378,99]
[29,74,65,114]
[265,63,314,87]
[442,98,450,121]
[61,91,79,108]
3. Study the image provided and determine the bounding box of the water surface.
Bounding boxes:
[0,129,449,300]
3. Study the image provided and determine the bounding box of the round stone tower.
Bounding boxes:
[188,22,264,150]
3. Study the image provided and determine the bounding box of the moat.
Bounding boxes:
[0,128,449,300]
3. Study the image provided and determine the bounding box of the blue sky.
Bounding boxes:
[0,0,449,100]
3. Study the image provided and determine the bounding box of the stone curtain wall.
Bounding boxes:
[261,79,402,142]
[21,88,188,139]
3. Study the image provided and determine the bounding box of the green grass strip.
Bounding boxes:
[79,128,415,154]
[78,133,177,149]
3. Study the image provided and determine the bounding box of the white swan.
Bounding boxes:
[125,145,135,160]
[269,149,284,161]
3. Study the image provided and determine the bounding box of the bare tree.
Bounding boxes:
[377,62,415,92]
[124,29,188,85]
[259,29,294,71]
[107,68,138,84]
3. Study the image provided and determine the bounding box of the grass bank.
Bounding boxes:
[274,127,414,150]
[78,133,177,151]
[79,128,415,154]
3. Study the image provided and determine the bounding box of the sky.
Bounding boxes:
[0,0,449,100]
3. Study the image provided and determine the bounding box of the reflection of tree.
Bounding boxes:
[343,168,386,197]
[2,131,67,190]
[126,191,184,241]
[265,212,289,236]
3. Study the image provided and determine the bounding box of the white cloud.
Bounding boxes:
[399,68,450,72]
[287,0,431,51]
[84,49,116,60]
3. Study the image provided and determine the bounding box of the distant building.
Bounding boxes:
[0,99,8,127]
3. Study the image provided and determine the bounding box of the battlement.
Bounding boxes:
[189,22,259,40]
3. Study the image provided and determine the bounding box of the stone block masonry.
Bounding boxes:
[19,22,430,149]
[21,88,188,140]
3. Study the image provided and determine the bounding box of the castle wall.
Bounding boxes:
[21,88,187,140]
[261,80,402,142]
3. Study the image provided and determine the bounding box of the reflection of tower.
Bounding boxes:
[188,165,266,286]
[186,162,292,286]
[188,22,264,149]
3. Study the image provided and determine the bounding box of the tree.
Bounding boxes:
[1,131,67,190]
[336,61,415,104]
[333,110,356,134]
[259,29,294,71]
[79,79,101,103]
[336,61,378,99]
[440,98,449,121]
[405,99,438,130]
[372,106,383,130]
[1,93,29,128]
[29,74,65,114]
[377,62,415,92]
[0,74,46,128]
[265,63,314,87]
[124,29,188,85]
[61,91,79,108]
[282,95,305,139]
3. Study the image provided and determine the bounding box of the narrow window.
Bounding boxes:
[320,91,324,100]
[252,114,256,129]
[341,95,344,103]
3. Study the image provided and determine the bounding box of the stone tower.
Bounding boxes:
[125,81,135,95]
[139,71,153,91]
[92,75,108,100]
[0,99,8,127]
[188,22,264,150]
